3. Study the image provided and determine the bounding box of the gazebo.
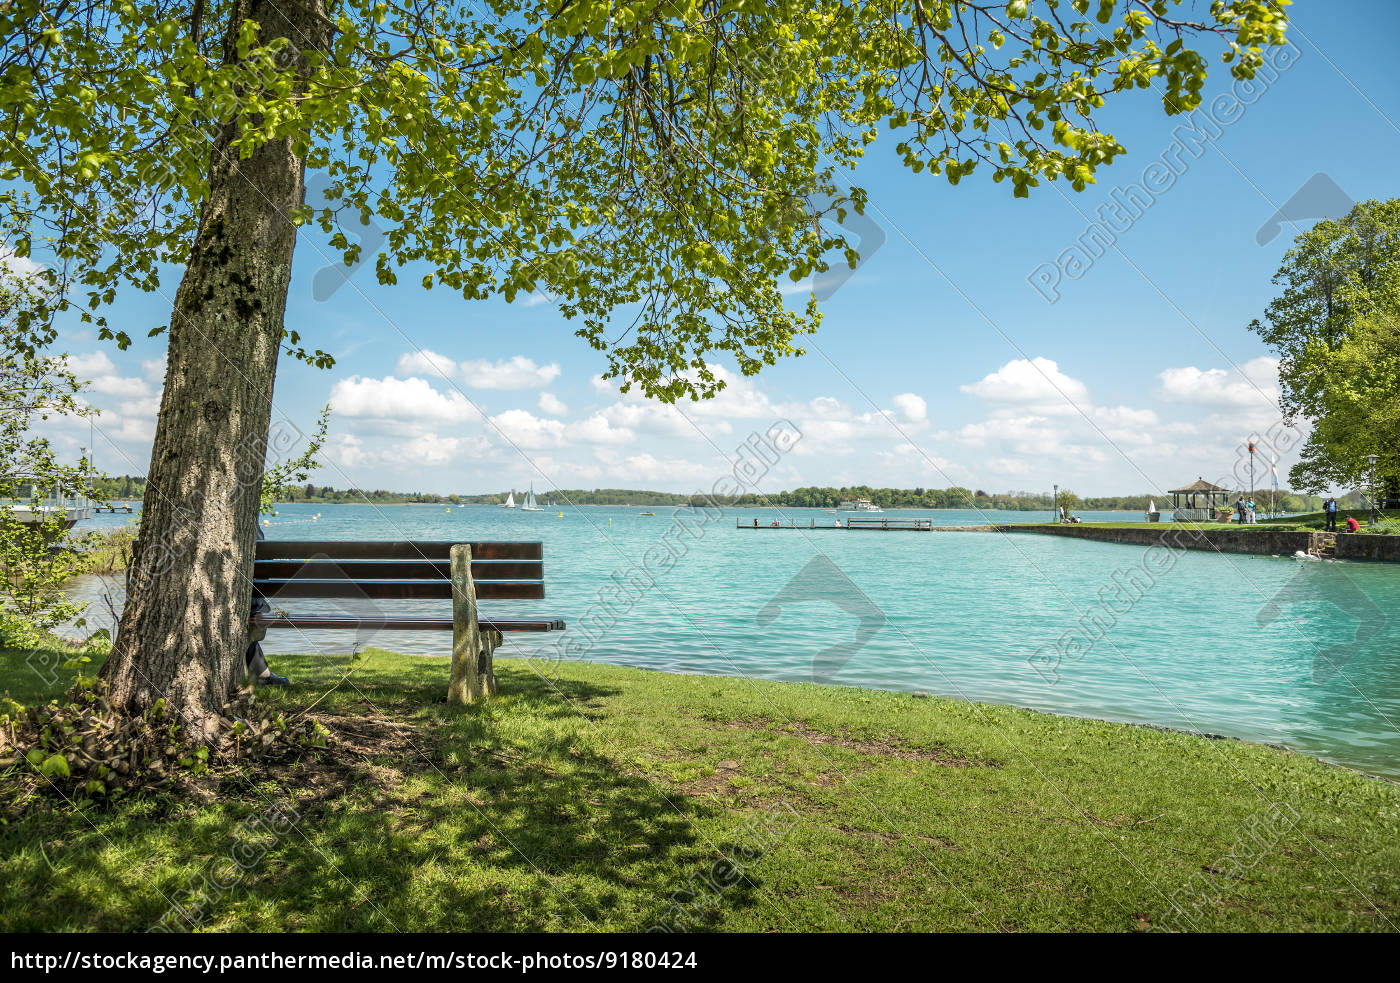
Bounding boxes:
[1168,477,1235,522]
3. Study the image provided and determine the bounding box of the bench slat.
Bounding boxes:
[253,579,544,600]
[255,540,542,561]
[254,576,543,599]
[250,614,565,632]
[253,559,542,581]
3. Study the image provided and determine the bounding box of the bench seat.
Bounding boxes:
[250,614,566,632]
[251,539,563,702]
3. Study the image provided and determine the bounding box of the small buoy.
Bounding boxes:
[557,511,564,517]
[446,507,450,513]
[312,516,317,522]
[262,519,270,526]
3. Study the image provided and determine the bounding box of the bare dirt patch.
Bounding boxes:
[286,709,443,793]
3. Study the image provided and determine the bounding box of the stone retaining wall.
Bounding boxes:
[933,524,1400,562]
[1334,534,1400,562]
[994,524,1331,558]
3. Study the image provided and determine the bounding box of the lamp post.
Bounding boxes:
[1368,454,1379,526]
[1053,483,1058,523]
[1248,440,1255,517]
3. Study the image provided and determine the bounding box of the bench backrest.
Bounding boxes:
[253,540,545,600]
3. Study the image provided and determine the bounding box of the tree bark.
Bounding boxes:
[101,1,330,739]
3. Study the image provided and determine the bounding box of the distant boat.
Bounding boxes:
[502,490,516,509]
[521,484,544,511]
[838,498,883,513]
[640,511,656,516]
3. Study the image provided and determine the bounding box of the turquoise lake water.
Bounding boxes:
[70,503,1400,777]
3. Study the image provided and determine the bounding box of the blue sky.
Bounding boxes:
[47,1,1400,498]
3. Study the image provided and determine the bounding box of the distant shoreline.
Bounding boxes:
[94,501,1149,514]
[262,502,1147,513]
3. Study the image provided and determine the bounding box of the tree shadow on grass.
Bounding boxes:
[0,669,779,932]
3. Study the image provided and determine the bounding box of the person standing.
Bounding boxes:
[1246,498,1257,523]
[1324,495,1338,532]
[1235,496,1246,523]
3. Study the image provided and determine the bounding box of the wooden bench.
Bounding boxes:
[251,540,564,703]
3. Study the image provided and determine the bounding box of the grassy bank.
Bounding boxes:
[1259,509,1400,532]
[1,647,1397,931]
[1019,509,1400,532]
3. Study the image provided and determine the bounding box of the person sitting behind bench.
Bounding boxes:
[246,525,288,686]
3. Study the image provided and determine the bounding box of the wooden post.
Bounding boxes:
[448,544,499,704]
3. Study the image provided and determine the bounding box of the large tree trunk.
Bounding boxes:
[102,1,330,739]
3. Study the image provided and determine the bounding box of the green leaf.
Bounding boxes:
[41,754,71,778]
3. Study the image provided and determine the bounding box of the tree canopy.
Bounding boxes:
[4,0,1290,399]
[1250,199,1400,493]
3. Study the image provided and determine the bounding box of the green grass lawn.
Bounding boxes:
[1014,521,1214,530]
[1016,509,1400,533]
[2,646,1398,932]
[1014,520,1236,531]
[1258,509,1400,532]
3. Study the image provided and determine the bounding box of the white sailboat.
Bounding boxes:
[502,490,516,509]
[520,484,544,511]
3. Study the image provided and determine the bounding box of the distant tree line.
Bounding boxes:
[85,477,1331,513]
[85,474,147,501]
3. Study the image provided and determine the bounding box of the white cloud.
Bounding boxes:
[537,392,568,416]
[119,395,162,420]
[962,357,1090,407]
[65,351,153,398]
[891,392,927,423]
[566,413,634,445]
[142,356,167,386]
[88,376,151,397]
[392,433,463,467]
[0,246,42,280]
[324,431,489,470]
[329,375,483,424]
[955,414,1053,448]
[108,415,156,444]
[986,457,1033,477]
[1157,356,1280,408]
[396,349,459,377]
[490,408,565,449]
[590,374,613,393]
[489,408,635,449]
[328,434,367,467]
[66,352,115,376]
[460,356,561,390]
[1091,405,1159,428]
[612,452,712,483]
[598,400,704,438]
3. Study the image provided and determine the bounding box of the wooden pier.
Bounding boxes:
[95,504,134,514]
[736,516,941,531]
